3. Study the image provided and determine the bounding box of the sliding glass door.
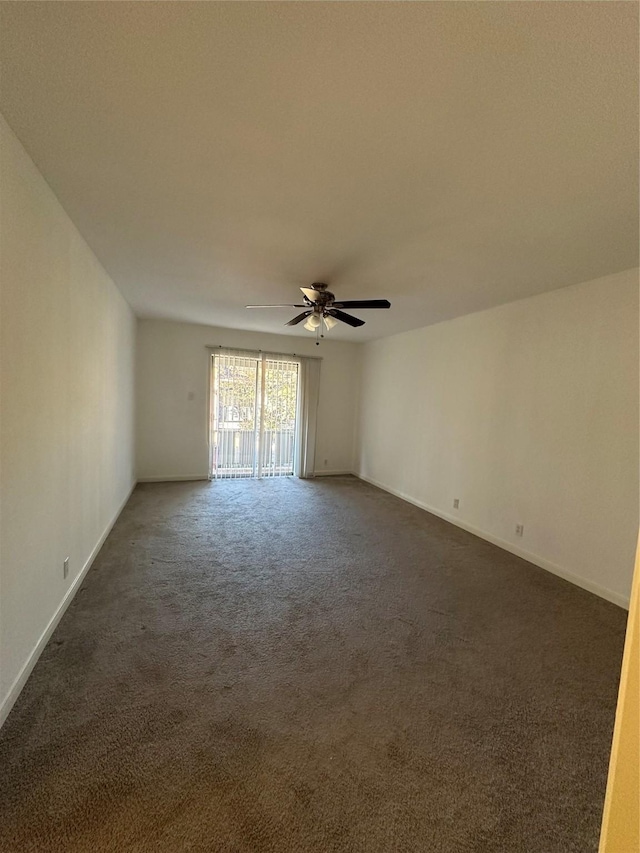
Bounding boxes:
[210,352,299,479]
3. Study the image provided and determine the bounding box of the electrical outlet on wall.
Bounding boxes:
[515,524,524,537]
[453,498,460,509]
[63,557,69,579]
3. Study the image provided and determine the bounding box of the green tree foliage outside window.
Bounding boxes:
[217,358,298,431]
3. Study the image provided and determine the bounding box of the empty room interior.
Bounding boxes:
[1,3,639,852]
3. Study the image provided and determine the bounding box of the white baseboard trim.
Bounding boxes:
[0,480,138,729]
[137,475,209,483]
[142,473,354,482]
[355,472,630,611]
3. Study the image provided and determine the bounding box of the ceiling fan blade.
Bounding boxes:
[329,309,365,328]
[300,287,320,302]
[246,304,307,308]
[286,311,312,326]
[331,299,391,310]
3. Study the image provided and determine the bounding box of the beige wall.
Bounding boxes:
[136,319,360,481]
[355,269,639,606]
[0,116,136,723]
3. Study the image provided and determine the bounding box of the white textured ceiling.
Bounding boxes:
[0,2,637,341]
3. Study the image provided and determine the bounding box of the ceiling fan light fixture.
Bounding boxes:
[304,312,321,331]
[323,314,338,330]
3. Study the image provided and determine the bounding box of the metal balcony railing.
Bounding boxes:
[212,428,295,478]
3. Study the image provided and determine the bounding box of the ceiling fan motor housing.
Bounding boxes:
[306,283,335,310]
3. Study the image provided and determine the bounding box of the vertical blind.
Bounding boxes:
[209,348,320,480]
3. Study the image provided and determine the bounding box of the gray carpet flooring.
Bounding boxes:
[0,476,627,852]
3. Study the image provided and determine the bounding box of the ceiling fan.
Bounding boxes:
[246,283,391,343]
